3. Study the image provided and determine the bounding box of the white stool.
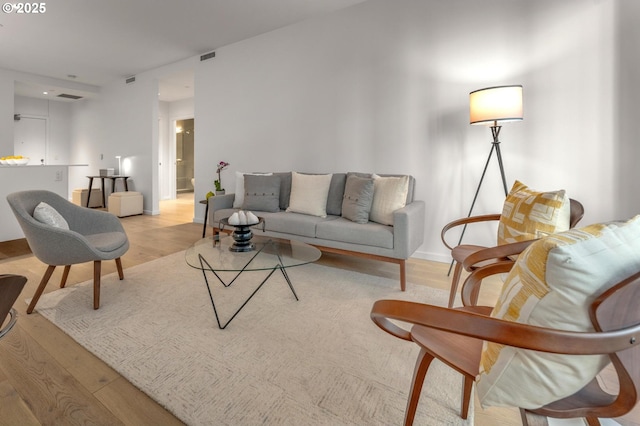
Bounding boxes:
[108,191,143,217]
[72,188,103,208]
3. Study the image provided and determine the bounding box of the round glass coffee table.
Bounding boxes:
[185,235,321,329]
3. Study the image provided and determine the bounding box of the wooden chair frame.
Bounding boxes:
[441,198,585,307]
[370,262,640,425]
[0,274,27,340]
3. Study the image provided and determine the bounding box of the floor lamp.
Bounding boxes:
[448,85,523,274]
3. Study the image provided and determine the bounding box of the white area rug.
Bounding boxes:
[34,251,473,426]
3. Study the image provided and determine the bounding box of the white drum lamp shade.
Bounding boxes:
[470,85,523,125]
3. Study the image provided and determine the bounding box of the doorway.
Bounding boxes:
[175,118,194,193]
[14,116,47,164]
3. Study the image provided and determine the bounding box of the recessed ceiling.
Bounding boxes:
[1,0,367,102]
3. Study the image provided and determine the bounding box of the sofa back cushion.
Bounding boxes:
[326,173,347,216]
[477,215,640,409]
[272,172,292,210]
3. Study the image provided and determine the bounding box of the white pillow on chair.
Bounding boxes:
[477,215,640,409]
[33,202,69,229]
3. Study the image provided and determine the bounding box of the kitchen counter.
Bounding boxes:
[0,164,88,242]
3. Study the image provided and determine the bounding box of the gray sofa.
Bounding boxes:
[208,172,425,291]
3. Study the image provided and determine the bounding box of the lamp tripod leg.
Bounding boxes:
[494,142,509,197]
[447,144,496,276]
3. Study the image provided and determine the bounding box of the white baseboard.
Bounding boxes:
[411,249,451,264]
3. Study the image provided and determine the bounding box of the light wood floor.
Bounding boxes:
[0,194,636,426]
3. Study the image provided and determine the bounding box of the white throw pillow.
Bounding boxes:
[33,202,69,229]
[369,174,409,226]
[233,171,273,208]
[477,215,640,409]
[286,172,333,217]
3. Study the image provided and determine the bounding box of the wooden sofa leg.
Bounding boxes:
[93,261,101,310]
[60,265,71,288]
[27,265,56,314]
[400,259,406,291]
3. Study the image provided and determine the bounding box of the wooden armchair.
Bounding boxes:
[441,197,584,307]
[370,262,640,426]
[0,274,27,340]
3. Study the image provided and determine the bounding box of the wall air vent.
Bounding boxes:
[126,76,136,84]
[57,93,83,100]
[200,51,216,61]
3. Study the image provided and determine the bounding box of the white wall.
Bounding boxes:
[0,69,15,155]
[68,58,197,215]
[14,95,72,165]
[69,77,159,213]
[616,0,640,219]
[195,0,624,261]
[1,0,634,262]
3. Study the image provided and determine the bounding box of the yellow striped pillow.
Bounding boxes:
[497,180,570,245]
[477,215,640,409]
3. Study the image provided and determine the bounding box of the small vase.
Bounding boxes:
[215,190,225,195]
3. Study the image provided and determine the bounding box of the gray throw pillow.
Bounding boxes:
[341,175,374,224]
[242,175,281,212]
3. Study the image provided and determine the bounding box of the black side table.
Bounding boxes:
[199,199,209,238]
[86,175,130,208]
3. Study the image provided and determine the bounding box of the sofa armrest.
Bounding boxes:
[208,193,235,226]
[392,200,425,259]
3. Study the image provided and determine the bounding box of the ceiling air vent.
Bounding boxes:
[57,93,83,100]
[126,76,136,84]
[200,51,215,61]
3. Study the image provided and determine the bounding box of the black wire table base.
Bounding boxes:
[197,252,299,330]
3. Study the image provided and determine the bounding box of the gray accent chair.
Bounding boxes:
[7,190,129,312]
[0,275,27,340]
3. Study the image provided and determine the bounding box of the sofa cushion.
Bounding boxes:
[326,173,347,216]
[85,231,128,252]
[242,175,281,212]
[370,174,409,226]
[34,202,69,229]
[273,172,292,210]
[213,208,280,225]
[265,212,337,238]
[497,180,570,246]
[286,172,333,217]
[477,216,640,409]
[317,217,393,249]
[342,175,374,224]
[233,172,272,208]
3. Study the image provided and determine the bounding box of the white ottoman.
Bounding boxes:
[72,188,103,208]
[108,191,143,217]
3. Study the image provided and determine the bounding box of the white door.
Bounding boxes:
[14,116,47,165]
